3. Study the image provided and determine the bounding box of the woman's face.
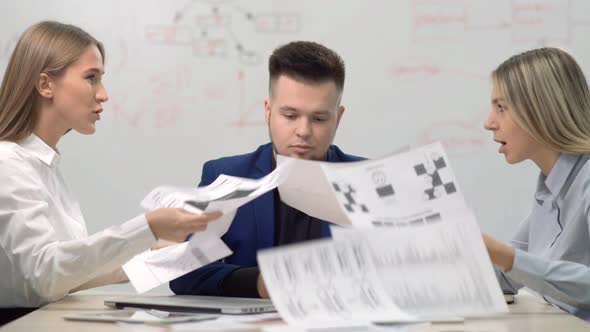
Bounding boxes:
[484,79,561,175]
[484,80,544,165]
[51,45,108,135]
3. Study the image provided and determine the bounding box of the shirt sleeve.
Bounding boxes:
[71,267,128,293]
[495,215,530,293]
[0,157,157,307]
[505,249,590,310]
[495,267,523,294]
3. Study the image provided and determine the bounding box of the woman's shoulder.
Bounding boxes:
[0,140,35,170]
[0,140,50,196]
[568,154,590,205]
[576,154,590,182]
[0,140,23,158]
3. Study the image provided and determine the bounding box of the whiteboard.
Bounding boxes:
[2,0,590,264]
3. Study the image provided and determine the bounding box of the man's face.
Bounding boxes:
[265,75,345,161]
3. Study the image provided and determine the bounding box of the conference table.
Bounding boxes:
[1,290,588,331]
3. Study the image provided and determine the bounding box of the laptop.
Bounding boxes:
[104,295,276,314]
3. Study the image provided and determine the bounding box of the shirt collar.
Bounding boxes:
[19,134,60,166]
[535,153,580,202]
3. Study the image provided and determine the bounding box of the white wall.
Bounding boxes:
[2,0,590,292]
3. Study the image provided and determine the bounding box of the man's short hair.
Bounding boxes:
[268,41,345,94]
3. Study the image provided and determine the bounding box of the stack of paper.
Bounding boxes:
[122,142,507,331]
[256,142,507,328]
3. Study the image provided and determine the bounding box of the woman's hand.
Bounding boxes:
[146,208,222,242]
[482,232,516,272]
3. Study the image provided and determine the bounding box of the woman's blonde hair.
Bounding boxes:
[492,47,590,154]
[0,21,104,142]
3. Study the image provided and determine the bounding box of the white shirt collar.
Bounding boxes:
[19,134,60,166]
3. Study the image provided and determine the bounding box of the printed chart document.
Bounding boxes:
[257,213,507,328]
[124,161,293,292]
[278,142,465,228]
[260,142,507,327]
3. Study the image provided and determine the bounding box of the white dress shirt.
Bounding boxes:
[0,135,156,307]
[498,153,590,320]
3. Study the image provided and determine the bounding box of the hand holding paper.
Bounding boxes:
[123,161,293,293]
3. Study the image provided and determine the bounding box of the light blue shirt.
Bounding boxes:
[498,153,590,319]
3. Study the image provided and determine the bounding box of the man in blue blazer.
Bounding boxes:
[170,41,363,298]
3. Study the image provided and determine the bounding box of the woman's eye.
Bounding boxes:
[86,75,97,82]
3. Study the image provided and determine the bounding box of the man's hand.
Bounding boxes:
[257,274,270,299]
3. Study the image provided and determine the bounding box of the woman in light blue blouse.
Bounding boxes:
[483,47,590,319]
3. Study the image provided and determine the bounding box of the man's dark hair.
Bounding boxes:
[268,41,345,94]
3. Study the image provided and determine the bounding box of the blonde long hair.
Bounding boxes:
[492,47,590,153]
[0,21,104,142]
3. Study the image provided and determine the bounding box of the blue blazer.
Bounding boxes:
[169,143,364,295]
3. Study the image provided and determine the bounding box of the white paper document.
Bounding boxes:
[278,142,465,228]
[262,322,431,332]
[124,162,293,293]
[123,236,232,293]
[260,142,507,327]
[257,213,507,328]
[141,161,292,240]
[172,312,281,331]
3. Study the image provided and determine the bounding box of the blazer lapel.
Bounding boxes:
[253,144,275,249]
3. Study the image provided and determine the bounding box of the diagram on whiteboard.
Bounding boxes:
[411,0,590,46]
[145,0,301,65]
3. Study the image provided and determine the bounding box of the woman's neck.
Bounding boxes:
[532,149,561,177]
[32,106,64,151]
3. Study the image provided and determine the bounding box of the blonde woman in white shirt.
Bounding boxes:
[0,21,221,321]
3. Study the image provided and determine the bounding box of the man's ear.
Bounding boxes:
[264,97,271,125]
[336,105,345,125]
[35,73,53,99]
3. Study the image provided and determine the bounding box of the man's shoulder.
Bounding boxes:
[328,145,365,162]
[203,143,272,177]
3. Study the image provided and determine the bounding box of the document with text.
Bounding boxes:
[260,143,507,327]
[124,161,293,292]
[278,142,466,228]
[258,213,507,328]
